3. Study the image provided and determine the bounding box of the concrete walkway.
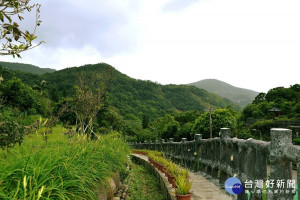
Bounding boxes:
[188,171,233,200]
[133,154,233,200]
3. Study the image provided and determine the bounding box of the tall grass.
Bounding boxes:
[0,126,130,199]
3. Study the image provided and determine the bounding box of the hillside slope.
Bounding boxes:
[0,61,55,75]
[189,79,259,107]
[2,63,240,119]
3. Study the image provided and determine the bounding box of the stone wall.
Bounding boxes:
[131,128,300,200]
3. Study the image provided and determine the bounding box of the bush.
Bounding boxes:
[250,120,275,140]
[0,78,40,112]
[293,138,300,145]
[237,129,254,140]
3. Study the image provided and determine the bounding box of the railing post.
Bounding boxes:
[211,140,219,179]
[181,138,187,167]
[169,138,174,161]
[195,134,202,141]
[155,140,159,151]
[219,128,230,187]
[194,134,202,172]
[269,128,293,200]
[161,139,165,153]
[220,128,230,140]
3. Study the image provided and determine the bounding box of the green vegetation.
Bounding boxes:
[192,108,236,138]
[1,60,300,199]
[134,150,192,196]
[125,163,166,200]
[2,61,299,144]
[0,126,129,199]
[237,85,300,140]
[0,62,55,75]
[1,62,241,142]
[2,63,240,119]
[294,138,300,145]
[189,79,259,108]
[175,174,192,195]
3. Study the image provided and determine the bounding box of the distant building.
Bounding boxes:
[269,107,281,118]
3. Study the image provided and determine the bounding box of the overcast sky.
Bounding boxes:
[1,0,300,93]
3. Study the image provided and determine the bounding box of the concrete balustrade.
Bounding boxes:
[131,128,299,200]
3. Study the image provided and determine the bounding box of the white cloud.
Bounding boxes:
[1,0,299,92]
[1,45,103,70]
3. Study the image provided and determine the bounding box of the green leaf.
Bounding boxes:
[0,12,4,22]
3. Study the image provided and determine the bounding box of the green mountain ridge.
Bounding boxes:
[1,62,240,119]
[0,61,56,75]
[188,79,259,107]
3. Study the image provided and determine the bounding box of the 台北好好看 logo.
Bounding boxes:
[225,177,243,194]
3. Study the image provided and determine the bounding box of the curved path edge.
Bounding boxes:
[131,153,176,200]
[131,153,234,200]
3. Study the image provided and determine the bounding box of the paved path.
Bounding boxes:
[133,154,234,200]
[188,171,233,200]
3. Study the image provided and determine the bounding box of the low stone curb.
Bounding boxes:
[131,153,234,200]
[131,153,176,200]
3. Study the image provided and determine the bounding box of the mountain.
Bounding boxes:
[188,79,259,107]
[0,61,55,75]
[2,63,241,119]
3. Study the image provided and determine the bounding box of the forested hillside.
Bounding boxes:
[0,61,55,75]
[189,79,259,107]
[2,63,240,120]
[2,61,299,143]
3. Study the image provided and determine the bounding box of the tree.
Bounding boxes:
[192,109,235,138]
[161,120,180,141]
[142,114,149,129]
[265,87,296,102]
[0,77,40,112]
[0,0,43,57]
[151,114,181,140]
[253,93,266,104]
[70,72,112,137]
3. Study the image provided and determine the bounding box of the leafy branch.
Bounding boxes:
[0,0,44,57]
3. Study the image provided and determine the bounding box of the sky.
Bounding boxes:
[1,0,300,93]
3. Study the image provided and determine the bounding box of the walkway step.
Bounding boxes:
[132,154,234,200]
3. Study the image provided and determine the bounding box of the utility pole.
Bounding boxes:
[209,105,212,138]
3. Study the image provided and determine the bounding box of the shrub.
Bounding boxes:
[250,120,275,140]
[237,129,254,140]
[293,138,300,145]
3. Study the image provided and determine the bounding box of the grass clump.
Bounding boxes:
[0,126,130,199]
[175,174,192,195]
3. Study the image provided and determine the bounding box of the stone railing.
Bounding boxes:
[130,128,300,200]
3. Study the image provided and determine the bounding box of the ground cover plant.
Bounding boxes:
[0,126,130,199]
